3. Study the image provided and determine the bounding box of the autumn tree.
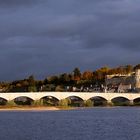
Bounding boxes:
[125,65,133,74]
[94,67,110,80]
[82,71,93,80]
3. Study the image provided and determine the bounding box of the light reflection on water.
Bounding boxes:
[0,107,140,140]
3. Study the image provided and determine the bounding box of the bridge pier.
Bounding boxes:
[107,100,113,106]
[130,100,134,106]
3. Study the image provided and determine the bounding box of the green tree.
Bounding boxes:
[58,73,71,85]
[47,76,59,85]
[73,67,81,81]
[28,75,37,92]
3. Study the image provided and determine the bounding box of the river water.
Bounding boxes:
[0,107,140,140]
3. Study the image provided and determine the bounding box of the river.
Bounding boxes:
[0,107,140,140]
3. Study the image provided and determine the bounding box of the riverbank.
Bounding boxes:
[0,106,59,111]
[0,106,139,111]
[0,106,76,111]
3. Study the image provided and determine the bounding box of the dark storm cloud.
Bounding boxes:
[0,0,140,81]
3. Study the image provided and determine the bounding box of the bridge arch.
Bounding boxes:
[88,96,108,106]
[13,96,34,105]
[133,98,140,105]
[0,97,8,105]
[66,96,84,107]
[111,96,130,106]
[40,96,59,106]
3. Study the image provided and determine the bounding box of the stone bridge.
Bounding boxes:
[0,92,140,103]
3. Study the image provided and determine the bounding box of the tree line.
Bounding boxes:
[0,64,140,92]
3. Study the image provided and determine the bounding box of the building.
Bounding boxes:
[135,69,140,92]
[106,69,140,93]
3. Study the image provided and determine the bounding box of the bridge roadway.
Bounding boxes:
[0,92,140,102]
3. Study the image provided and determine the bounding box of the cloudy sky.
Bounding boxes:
[0,0,140,81]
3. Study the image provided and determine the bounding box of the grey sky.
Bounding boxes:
[0,0,140,81]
